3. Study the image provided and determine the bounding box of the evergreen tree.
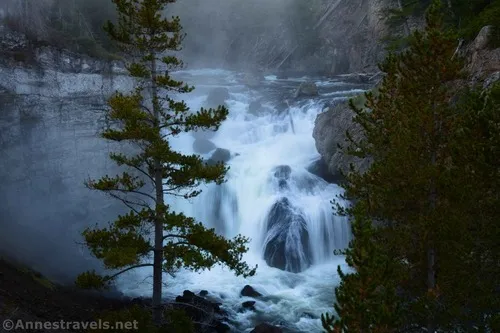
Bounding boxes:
[322,0,499,331]
[76,0,256,326]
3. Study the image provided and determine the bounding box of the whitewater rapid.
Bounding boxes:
[118,69,361,332]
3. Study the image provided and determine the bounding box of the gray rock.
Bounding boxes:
[240,300,256,312]
[193,139,216,154]
[240,285,262,298]
[206,148,231,166]
[205,87,230,108]
[474,25,494,51]
[263,197,311,273]
[242,73,264,88]
[294,82,318,98]
[192,128,217,140]
[248,100,263,115]
[312,102,372,179]
[250,323,282,333]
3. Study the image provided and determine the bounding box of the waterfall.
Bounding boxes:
[119,69,363,332]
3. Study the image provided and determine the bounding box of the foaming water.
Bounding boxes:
[118,69,358,332]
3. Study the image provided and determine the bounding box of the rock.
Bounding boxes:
[205,87,230,108]
[248,100,263,115]
[273,165,292,190]
[192,129,217,140]
[276,72,288,79]
[174,290,229,332]
[214,322,231,333]
[242,73,264,88]
[199,290,208,297]
[240,300,256,312]
[250,323,283,333]
[474,26,494,51]
[306,158,340,184]
[312,102,372,180]
[240,285,262,298]
[467,26,500,85]
[193,138,216,154]
[293,82,318,98]
[263,197,312,273]
[206,148,231,166]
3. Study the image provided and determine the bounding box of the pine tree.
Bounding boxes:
[321,0,496,330]
[76,0,256,326]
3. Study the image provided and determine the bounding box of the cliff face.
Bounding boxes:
[0,27,135,283]
[312,26,500,180]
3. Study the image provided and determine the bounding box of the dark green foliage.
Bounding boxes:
[77,0,256,326]
[385,0,500,51]
[321,204,405,333]
[323,1,500,331]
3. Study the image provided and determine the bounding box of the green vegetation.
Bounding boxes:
[385,0,500,51]
[76,0,256,327]
[323,1,500,331]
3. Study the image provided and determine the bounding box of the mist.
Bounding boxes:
[0,0,324,284]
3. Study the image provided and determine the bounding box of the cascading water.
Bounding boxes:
[118,69,365,332]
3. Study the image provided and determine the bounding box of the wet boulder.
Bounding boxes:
[240,300,256,312]
[173,290,229,333]
[205,87,230,108]
[192,128,217,140]
[248,100,263,116]
[306,158,340,184]
[263,197,312,273]
[293,82,318,98]
[240,285,262,298]
[206,148,231,166]
[193,138,216,154]
[250,323,283,333]
[272,165,292,190]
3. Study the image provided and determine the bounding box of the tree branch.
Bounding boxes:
[107,263,154,280]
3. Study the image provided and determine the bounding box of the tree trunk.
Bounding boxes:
[150,55,164,326]
[426,109,439,333]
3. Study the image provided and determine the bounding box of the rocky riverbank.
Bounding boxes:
[311,25,500,181]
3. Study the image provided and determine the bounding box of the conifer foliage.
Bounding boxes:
[75,0,256,325]
[323,0,500,331]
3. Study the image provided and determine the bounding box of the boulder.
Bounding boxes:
[199,290,209,297]
[205,87,230,108]
[206,148,231,166]
[306,158,340,184]
[248,100,263,115]
[312,103,372,180]
[192,128,217,140]
[173,290,229,333]
[263,197,312,273]
[242,73,264,88]
[240,300,256,312]
[250,323,283,333]
[293,82,318,98]
[272,165,292,190]
[240,285,262,298]
[193,138,216,154]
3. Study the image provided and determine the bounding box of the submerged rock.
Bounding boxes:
[248,100,263,115]
[193,138,216,154]
[272,165,292,190]
[205,87,230,108]
[263,197,312,273]
[240,300,256,312]
[206,148,231,165]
